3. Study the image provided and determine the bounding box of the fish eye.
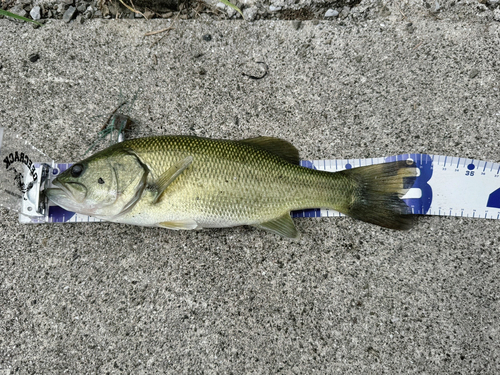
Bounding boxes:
[71,164,84,178]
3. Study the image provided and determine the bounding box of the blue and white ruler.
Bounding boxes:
[293,153,500,220]
[16,153,500,224]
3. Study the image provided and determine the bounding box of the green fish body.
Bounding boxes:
[45,136,416,238]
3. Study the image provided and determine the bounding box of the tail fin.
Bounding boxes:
[337,160,417,230]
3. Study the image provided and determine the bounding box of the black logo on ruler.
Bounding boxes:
[3,151,37,198]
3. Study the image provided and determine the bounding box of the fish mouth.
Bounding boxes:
[46,180,88,204]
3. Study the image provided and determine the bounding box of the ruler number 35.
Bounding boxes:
[445,167,477,177]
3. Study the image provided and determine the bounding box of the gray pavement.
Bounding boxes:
[1,10,500,374]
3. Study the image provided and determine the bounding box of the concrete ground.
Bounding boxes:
[1,6,500,374]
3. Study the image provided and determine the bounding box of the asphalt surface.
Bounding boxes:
[1,12,500,374]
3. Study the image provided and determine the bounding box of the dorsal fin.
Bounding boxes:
[238,136,300,165]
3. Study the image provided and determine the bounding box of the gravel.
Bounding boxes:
[29,5,41,20]
[1,0,499,22]
[62,5,77,23]
[243,6,258,21]
[324,9,339,18]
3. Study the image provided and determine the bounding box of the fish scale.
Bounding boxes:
[122,136,346,225]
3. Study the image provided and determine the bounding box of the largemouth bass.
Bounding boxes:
[45,136,416,238]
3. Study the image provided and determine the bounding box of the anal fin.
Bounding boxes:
[253,213,299,239]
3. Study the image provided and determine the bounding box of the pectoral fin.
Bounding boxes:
[157,219,199,230]
[152,156,193,204]
[253,213,300,239]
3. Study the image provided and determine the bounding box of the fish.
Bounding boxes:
[44,136,417,238]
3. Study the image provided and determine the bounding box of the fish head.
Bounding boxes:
[45,149,147,218]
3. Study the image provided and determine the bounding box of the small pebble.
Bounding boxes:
[243,7,257,21]
[56,3,66,14]
[77,4,87,13]
[340,6,350,18]
[269,5,281,12]
[202,34,212,42]
[84,8,93,19]
[494,8,500,22]
[11,6,27,18]
[324,9,339,18]
[226,6,236,18]
[63,6,76,22]
[292,20,302,30]
[469,69,479,79]
[101,4,110,17]
[28,53,40,63]
[30,6,41,20]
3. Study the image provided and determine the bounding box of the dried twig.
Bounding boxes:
[117,0,146,20]
[144,26,174,36]
[148,12,180,47]
[412,41,423,50]
[396,1,407,20]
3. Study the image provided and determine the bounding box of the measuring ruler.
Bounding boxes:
[293,153,500,220]
[16,153,500,224]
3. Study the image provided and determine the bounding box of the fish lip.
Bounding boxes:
[51,180,87,202]
[44,187,64,200]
